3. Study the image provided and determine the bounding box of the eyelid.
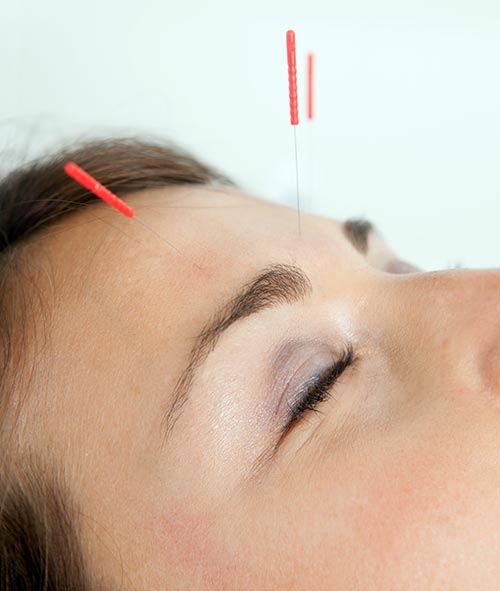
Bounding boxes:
[249,342,351,481]
[280,353,336,416]
[284,343,355,429]
[269,341,336,421]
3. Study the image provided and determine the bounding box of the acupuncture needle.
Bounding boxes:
[307,51,314,211]
[64,161,199,267]
[286,29,301,235]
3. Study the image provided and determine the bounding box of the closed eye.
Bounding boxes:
[282,344,355,436]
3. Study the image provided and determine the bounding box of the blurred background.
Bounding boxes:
[1,1,499,270]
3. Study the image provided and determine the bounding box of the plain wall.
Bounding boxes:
[1,1,499,270]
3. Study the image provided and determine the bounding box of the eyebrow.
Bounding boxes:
[342,218,374,255]
[159,218,375,446]
[160,264,312,444]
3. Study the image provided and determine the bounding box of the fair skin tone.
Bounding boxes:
[23,185,499,590]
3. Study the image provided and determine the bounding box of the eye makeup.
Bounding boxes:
[270,340,355,432]
[282,344,355,431]
[247,339,357,478]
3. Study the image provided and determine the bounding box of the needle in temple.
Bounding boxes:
[132,215,193,262]
[286,29,301,235]
[64,161,199,267]
[65,161,135,218]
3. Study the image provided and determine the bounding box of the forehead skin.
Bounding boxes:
[31,184,362,470]
[22,185,500,590]
[28,185,367,585]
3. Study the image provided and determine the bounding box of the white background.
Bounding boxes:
[1,1,499,270]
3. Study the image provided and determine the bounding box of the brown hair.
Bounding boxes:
[0,136,234,589]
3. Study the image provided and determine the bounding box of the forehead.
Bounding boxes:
[29,186,362,380]
[37,185,347,294]
[32,183,352,336]
[24,184,356,469]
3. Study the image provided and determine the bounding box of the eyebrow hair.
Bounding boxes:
[160,264,312,444]
[342,218,374,254]
[159,218,376,447]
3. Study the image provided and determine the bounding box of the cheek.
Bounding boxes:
[350,460,444,564]
[333,441,472,585]
[155,498,245,590]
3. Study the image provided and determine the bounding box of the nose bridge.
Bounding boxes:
[404,268,500,334]
[386,269,500,399]
[407,269,499,318]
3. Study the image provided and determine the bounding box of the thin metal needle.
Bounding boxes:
[308,121,313,212]
[64,161,203,270]
[134,215,202,270]
[293,126,302,235]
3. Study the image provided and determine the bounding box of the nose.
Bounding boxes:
[385,268,500,403]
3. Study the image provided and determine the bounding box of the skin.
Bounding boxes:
[22,185,500,590]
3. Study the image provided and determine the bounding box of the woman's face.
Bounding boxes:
[29,186,499,590]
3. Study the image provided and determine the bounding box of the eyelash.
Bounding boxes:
[285,344,355,430]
